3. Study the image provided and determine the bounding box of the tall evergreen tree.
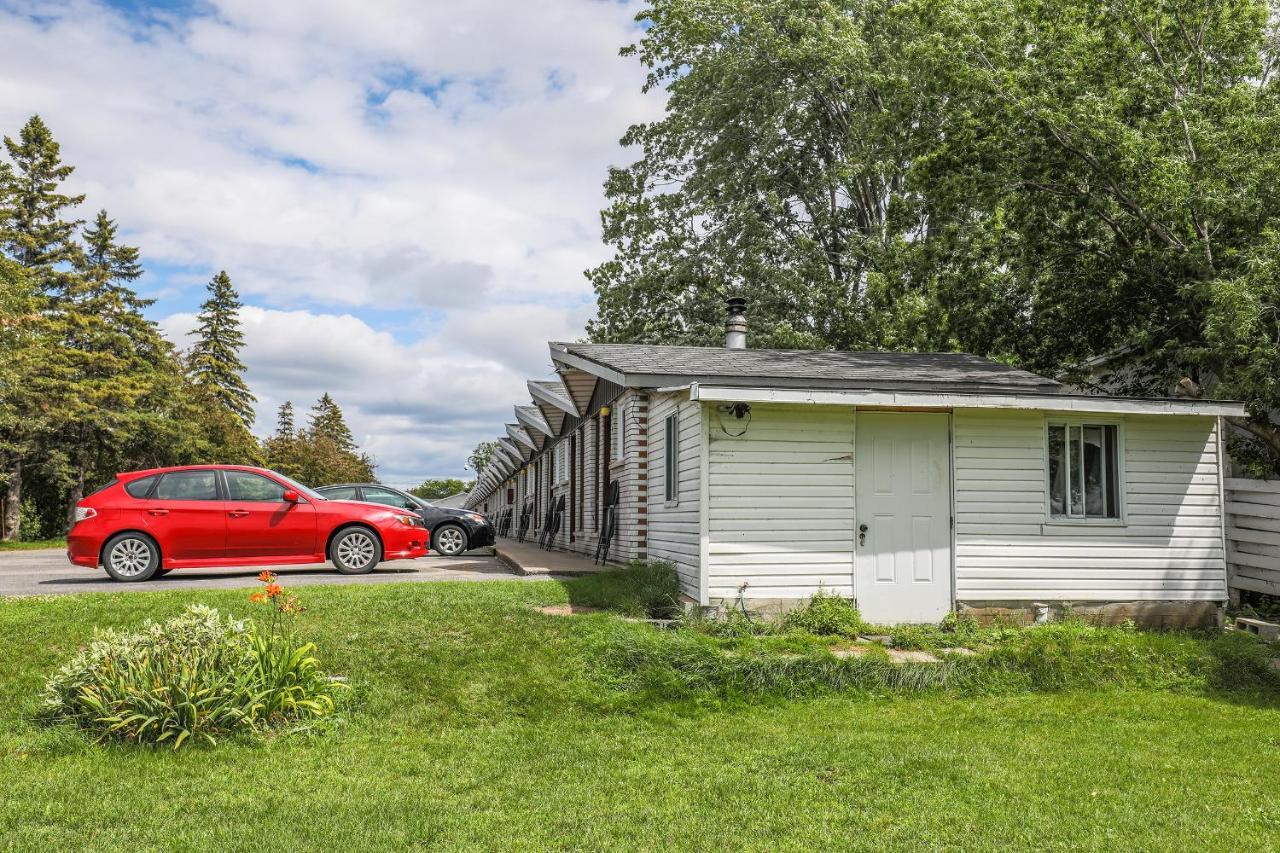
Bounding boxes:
[0,115,83,539]
[307,393,356,452]
[58,210,172,528]
[275,400,296,439]
[188,270,256,426]
[293,394,375,486]
[262,400,303,480]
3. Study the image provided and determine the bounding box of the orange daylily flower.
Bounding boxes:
[265,583,284,599]
[258,570,277,583]
[248,591,267,604]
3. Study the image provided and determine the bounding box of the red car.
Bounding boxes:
[68,465,430,581]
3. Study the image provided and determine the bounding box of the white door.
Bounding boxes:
[854,412,952,624]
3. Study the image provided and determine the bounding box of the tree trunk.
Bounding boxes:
[2,460,20,542]
[65,465,85,534]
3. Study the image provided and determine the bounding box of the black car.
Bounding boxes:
[315,483,494,557]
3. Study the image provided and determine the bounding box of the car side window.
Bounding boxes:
[322,486,359,500]
[153,471,219,501]
[124,475,158,498]
[362,487,411,508]
[224,471,287,502]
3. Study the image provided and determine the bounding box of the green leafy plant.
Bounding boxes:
[781,590,863,638]
[42,577,346,749]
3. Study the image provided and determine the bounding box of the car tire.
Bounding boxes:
[330,526,382,574]
[432,523,468,556]
[102,533,161,582]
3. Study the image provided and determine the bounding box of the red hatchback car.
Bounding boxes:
[68,465,430,581]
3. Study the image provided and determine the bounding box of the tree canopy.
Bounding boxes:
[591,0,1280,473]
[410,478,471,501]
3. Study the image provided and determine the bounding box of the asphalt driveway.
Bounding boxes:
[0,547,530,596]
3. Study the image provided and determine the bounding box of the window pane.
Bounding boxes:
[225,471,286,502]
[154,471,218,501]
[1048,426,1067,516]
[363,487,408,508]
[1083,426,1105,516]
[1103,425,1119,517]
[324,486,358,500]
[124,475,158,499]
[665,414,678,501]
[1068,425,1084,516]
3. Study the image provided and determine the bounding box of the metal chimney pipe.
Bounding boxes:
[725,296,747,349]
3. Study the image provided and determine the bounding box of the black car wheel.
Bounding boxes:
[433,523,468,556]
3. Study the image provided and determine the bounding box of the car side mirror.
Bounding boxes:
[404,500,416,509]
[282,490,300,502]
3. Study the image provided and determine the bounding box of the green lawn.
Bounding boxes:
[0,538,64,551]
[2,579,1278,850]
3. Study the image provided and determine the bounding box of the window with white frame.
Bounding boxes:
[612,402,624,462]
[664,413,679,502]
[1047,421,1120,519]
[555,441,567,484]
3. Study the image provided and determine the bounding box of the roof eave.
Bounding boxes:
[690,384,1246,417]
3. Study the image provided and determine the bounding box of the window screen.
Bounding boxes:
[613,403,624,461]
[1048,423,1119,519]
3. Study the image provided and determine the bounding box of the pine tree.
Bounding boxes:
[307,393,356,453]
[262,401,303,480]
[0,115,83,540]
[188,270,256,427]
[292,394,375,486]
[58,210,172,529]
[275,400,296,439]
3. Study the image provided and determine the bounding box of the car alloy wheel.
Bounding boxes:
[104,534,159,582]
[332,527,380,574]
[434,524,467,556]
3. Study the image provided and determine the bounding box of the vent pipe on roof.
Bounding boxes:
[725,296,747,349]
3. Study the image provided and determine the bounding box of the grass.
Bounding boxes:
[2,575,1279,849]
[0,538,64,551]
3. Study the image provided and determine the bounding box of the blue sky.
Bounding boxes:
[0,0,658,485]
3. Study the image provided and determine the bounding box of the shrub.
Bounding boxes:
[42,577,346,749]
[781,590,863,638]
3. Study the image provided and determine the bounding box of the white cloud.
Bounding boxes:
[161,306,561,485]
[0,0,664,482]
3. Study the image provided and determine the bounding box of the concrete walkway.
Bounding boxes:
[494,536,617,576]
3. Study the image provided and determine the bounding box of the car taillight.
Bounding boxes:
[73,506,98,524]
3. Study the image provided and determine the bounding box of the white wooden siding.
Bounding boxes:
[646,393,702,597]
[953,410,1226,601]
[705,404,855,600]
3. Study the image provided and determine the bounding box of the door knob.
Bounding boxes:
[858,522,867,545]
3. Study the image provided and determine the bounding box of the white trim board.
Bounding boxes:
[688,384,1245,417]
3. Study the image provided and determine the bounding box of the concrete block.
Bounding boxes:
[1235,617,1280,641]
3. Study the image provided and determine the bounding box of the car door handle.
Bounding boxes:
[148,509,169,516]
[228,510,250,518]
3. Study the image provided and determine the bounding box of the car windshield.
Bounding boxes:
[269,472,328,502]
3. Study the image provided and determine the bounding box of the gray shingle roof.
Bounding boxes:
[553,343,1062,393]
